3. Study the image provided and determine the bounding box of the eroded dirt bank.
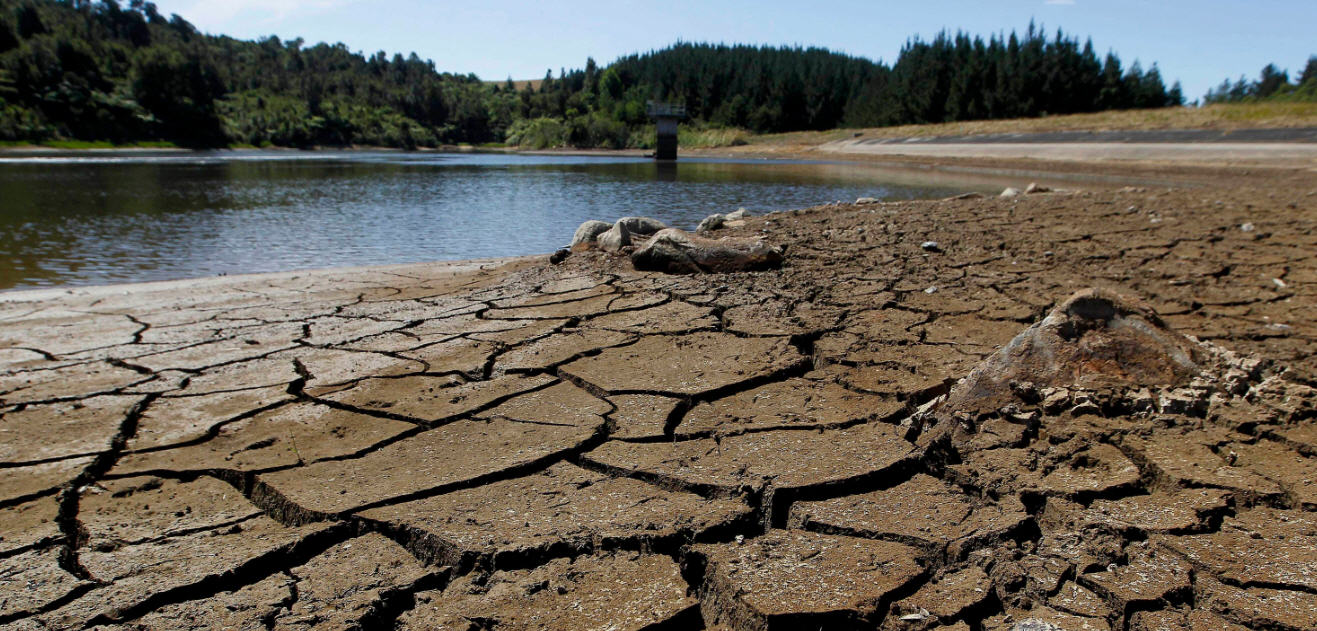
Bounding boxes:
[1,168,1315,631]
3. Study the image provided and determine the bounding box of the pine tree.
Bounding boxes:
[1167,81,1184,106]
[1301,56,1317,86]
[1256,63,1289,98]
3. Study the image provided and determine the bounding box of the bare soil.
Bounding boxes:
[741,102,1317,147]
[0,161,1315,630]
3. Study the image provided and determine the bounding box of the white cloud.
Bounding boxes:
[170,0,359,30]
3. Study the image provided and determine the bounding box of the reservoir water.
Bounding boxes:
[0,151,982,291]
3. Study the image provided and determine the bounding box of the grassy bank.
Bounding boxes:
[677,126,753,148]
[672,102,1317,153]
[738,103,1317,150]
[0,140,179,150]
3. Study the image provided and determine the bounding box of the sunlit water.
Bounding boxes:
[0,151,980,291]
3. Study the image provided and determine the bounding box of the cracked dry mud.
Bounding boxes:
[2,175,1316,631]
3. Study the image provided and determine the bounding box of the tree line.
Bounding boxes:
[1,0,1187,149]
[617,29,1181,133]
[1204,58,1317,104]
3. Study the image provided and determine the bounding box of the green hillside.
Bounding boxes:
[0,1,1187,149]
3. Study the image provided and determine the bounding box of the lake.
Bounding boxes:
[0,151,987,291]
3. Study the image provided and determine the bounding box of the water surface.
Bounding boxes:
[0,151,979,290]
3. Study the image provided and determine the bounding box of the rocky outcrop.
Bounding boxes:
[594,216,668,252]
[630,228,784,273]
[569,220,612,248]
[697,208,751,234]
[615,216,668,235]
[696,214,725,233]
[570,216,668,252]
[596,222,631,252]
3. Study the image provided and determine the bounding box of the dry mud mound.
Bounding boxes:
[939,288,1204,417]
[1,181,1316,630]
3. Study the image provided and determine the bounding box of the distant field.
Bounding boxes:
[487,79,544,91]
[742,103,1317,150]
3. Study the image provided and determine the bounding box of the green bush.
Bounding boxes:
[0,98,50,140]
[504,117,565,149]
[565,114,628,148]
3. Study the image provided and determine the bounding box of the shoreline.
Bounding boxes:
[0,255,538,303]
[1,145,1311,296]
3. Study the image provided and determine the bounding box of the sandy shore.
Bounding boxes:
[0,256,538,304]
[1,152,1315,630]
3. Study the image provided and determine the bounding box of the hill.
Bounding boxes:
[0,1,1183,149]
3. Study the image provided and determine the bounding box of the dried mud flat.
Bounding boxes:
[1,170,1316,631]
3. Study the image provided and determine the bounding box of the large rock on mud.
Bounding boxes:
[570,220,612,248]
[596,216,668,252]
[596,221,632,252]
[696,213,725,233]
[942,288,1201,416]
[615,215,667,234]
[696,209,752,233]
[631,228,784,273]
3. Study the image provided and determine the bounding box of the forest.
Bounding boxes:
[1,0,1190,149]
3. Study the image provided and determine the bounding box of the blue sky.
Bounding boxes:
[158,0,1316,103]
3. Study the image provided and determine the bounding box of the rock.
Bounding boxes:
[1025,182,1051,194]
[570,220,612,248]
[1012,620,1064,631]
[597,222,631,252]
[856,197,878,204]
[921,240,941,252]
[631,228,784,274]
[596,216,668,252]
[615,216,668,235]
[1001,187,1021,198]
[942,288,1202,416]
[696,214,726,233]
[1158,389,1208,416]
[1240,222,1255,232]
[725,208,751,220]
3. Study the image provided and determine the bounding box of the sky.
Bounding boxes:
[156,0,1317,103]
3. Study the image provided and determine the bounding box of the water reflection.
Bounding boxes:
[654,161,679,182]
[0,152,989,291]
